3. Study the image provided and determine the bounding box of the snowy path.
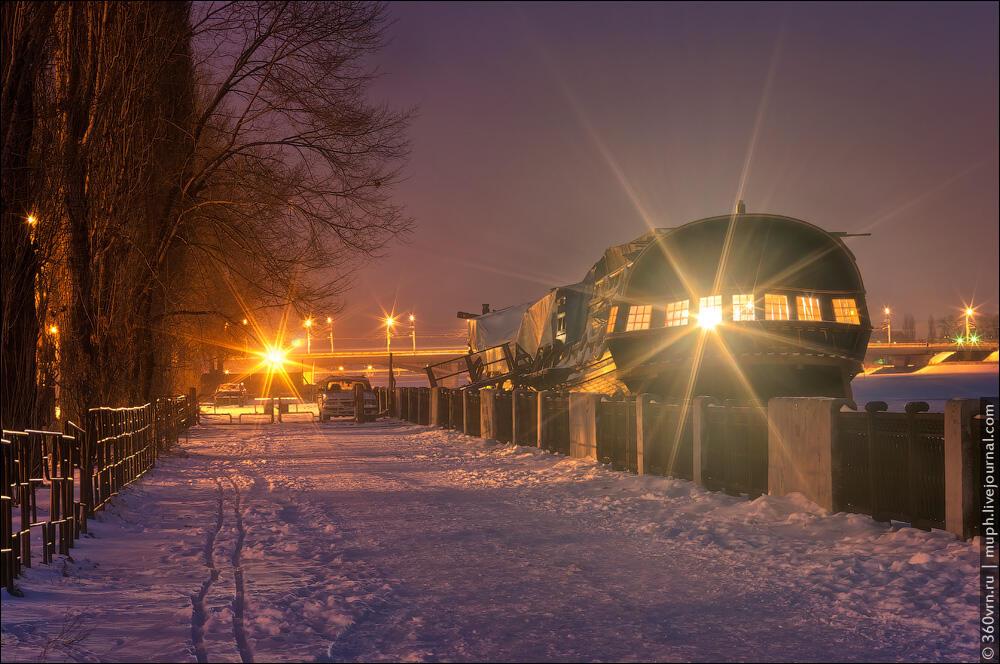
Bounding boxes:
[1,421,979,662]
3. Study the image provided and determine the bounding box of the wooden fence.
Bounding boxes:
[1,395,196,592]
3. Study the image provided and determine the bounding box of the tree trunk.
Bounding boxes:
[1,2,54,429]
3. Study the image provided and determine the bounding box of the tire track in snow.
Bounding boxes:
[190,481,225,664]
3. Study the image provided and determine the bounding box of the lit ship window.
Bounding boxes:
[664,299,689,327]
[832,298,861,324]
[765,294,790,321]
[625,305,653,331]
[732,294,755,321]
[796,295,823,322]
[698,295,723,328]
[606,305,619,333]
[556,312,567,341]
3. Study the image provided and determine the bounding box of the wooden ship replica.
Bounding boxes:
[427,205,872,402]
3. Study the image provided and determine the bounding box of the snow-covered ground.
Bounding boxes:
[1,420,979,662]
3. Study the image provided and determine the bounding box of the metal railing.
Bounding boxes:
[833,401,946,530]
[2,395,195,592]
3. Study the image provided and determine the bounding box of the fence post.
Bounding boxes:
[568,393,599,460]
[188,387,199,425]
[430,387,445,427]
[766,398,847,511]
[945,398,982,539]
[634,393,653,475]
[691,396,716,487]
[536,390,549,449]
[83,410,97,517]
[480,390,497,440]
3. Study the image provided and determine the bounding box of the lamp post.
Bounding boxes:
[327,316,334,352]
[964,307,975,343]
[883,307,892,344]
[409,314,416,353]
[304,318,313,354]
[385,315,395,353]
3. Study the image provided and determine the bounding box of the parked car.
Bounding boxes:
[317,377,377,421]
[214,382,248,407]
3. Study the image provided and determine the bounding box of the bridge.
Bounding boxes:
[864,341,998,369]
[222,347,469,385]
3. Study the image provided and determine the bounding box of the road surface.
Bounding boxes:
[1,421,978,662]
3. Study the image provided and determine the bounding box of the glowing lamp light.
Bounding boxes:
[409,314,415,322]
[241,318,249,325]
[386,316,395,328]
[966,307,975,317]
[337,365,345,371]
[26,214,38,226]
[326,316,333,324]
[697,309,723,330]
[264,347,286,367]
[47,324,59,335]
[304,318,313,328]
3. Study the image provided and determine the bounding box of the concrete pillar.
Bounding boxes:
[480,389,497,440]
[569,393,600,460]
[767,398,847,511]
[536,390,550,449]
[430,388,445,427]
[691,396,716,487]
[634,394,653,475]
[945,398,982,540]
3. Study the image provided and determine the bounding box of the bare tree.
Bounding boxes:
[1,1,55,429]
[4,1,412,422]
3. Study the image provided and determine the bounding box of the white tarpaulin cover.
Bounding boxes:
[515,290,557,356]
[468,303,530,352]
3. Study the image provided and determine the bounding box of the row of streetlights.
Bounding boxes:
[881,304,980,344]
[294,313,419,354]
[383,314,417,353]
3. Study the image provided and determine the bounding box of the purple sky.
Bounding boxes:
[337,2,998,346]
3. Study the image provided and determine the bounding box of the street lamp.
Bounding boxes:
[385,315,395,353]
[326,316,334,352]
[883,307,892,344]
[409,313,416,353]
[964,306,976,343]
[304,317,313,354]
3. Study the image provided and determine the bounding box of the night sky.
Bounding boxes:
[338,2,998,346]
